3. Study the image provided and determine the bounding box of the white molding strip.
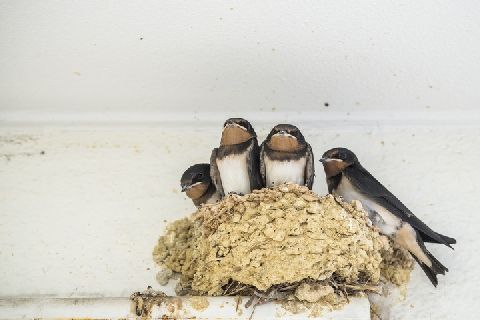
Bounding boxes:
[1,110,479,127]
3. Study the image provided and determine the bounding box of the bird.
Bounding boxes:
[180,163,221,208]
[260,124,315,189]
[210,118,263,196]
[319,147,456,286]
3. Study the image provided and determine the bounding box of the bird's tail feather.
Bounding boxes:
[421,231,456,248]
[411,248,448,287]
[436,232,457,245]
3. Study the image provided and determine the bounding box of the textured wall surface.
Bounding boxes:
[1,1,480,120]
[0,124,478,319]
[1,1,479,319]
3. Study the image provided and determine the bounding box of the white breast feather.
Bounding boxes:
[216,152,251,195]
[265,156,306,187]
[334,177,401,235]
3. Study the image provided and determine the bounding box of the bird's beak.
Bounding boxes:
[181,184,190,192]
[275,130,293,138]
[319,158,340,164]
[224,123,247,131]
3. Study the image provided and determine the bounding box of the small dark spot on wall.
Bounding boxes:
[429,85,433,88]
[324,102,329,107]
[40,150,45,155]
[139,37,144,40]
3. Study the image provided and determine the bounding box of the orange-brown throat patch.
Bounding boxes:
[323,160,348,178]
[220,126,253,146]
[267,135,300,152]
[185,182,209,200]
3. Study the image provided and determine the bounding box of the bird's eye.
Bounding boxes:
[197,173,204,178]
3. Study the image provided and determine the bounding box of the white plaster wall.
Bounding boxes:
[1,1,480,319]
[1,0,480,119]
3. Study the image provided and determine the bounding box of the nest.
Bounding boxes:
[153,184,412,316]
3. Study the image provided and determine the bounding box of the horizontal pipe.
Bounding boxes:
[0,296,370,319]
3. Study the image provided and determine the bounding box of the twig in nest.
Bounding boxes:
[222,280,235,295]
[245,295,257,309]
[342,283,381,294]
[222,279,253,296]
[277,282,300,292]
[248,304,257,320]
[343,286,350,303]
[246,296,268,320]
[229,284,250,296]
[235,296,242,312]
[370,305,384,320]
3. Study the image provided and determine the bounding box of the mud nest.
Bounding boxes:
[153,184,413,315]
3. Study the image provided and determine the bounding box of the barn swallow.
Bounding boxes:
[210,118,263,196]
[319,147,456,286]
[260,124,315,189]
[180,163,221,208]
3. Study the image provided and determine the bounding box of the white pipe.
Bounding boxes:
[0,296,370,319]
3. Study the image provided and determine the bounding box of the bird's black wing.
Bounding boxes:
[344,165,455,248]
[259,141,267,187]
[304,143,315,189]
[210,148,224,197]
[247,138,263,191]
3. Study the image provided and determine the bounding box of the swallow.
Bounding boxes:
[210,118,263,196]
[260,124,315,189]
[319,147,456,286]
[180,163,221,208]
